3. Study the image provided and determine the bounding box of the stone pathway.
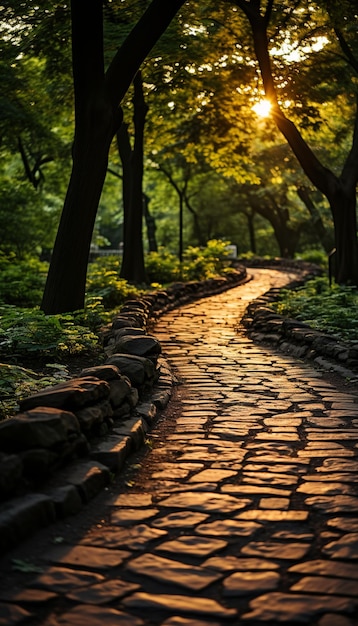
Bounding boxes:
[0,268,358,626]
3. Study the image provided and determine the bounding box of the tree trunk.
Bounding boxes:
[234,0,358,285]
[41,0,117,314]
[179,192,184,263]
[276,226,300,258]
[119,71,147,283]
[329,185,358,284]
[245,210,256,253]
[41,118,114,313]
[41,0,185,313]
[143,194,158,252]
[297,186,333,253]
[245,189,301,259]
[185,201,205,245]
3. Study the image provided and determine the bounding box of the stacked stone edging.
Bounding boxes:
[0,267,247,553]
[243,278,358,380]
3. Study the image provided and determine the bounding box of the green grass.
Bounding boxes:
[272,277,358,341]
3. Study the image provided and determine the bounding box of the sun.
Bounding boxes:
[252,99,272,118]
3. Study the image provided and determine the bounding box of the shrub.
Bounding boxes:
[145,248,181,285]
[145,241,233,284]
[86,256,141,309]
[0,305,100,358]
[182,239,232,281]
[295,249,328,268]
[0,255,48,307]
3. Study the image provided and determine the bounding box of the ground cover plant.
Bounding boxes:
[273,277,358,342]
[0,304,107,420]
[2,245,356,421]
[0,242,235,419]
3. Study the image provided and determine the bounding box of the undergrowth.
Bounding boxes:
[273,277,358,341]
[0,241,234,419]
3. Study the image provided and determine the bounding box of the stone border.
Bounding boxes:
[242,272,358,381]
[0,268,248,554]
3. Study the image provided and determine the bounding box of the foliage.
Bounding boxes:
[0,305,101,358]
[181,239,232,281]
[0,254,140,313]
[145,240,233,284]
[0,362,70,421]
[0,255,48,307]
[86,256,142,309]
[0,181,57,258]
[145,247,181,284]
[273,277,358,340]
[295,249,328,268]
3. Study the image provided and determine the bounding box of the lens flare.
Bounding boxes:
[252,99,272,117]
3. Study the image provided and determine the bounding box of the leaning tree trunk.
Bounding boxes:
[41,1,118,314]
[185,201,205,245]
[234,0,358,286]
[41,0,185,313]
[270,221,299,258]
[117,121,132,269]
[41,112,115,313]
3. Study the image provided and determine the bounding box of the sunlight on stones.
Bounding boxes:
[223,570,280,596]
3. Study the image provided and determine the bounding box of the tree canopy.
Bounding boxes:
[1,0,358,313]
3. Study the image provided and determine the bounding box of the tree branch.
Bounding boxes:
[18,136,33,186]
[273,110,337,195]
[107,167,122,180]
[105,0,185,109]
[235,1,340,197]
[334,27,358,74]
[264,0,274,28]
[71,0,105,108]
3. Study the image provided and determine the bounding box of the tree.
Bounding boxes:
[0,6,73,259]
[118,71,148,283]
[41,0,185,314]
[232,0,358,284]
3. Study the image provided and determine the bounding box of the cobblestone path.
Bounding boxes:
[1,268,358,626]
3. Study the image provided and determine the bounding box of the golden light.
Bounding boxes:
[252,99,272,118]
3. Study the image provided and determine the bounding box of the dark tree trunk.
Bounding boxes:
[41,0,185,313]
[143,194,158,252]
[234,0,358,285]
[41,0,117,314]
[179,192,184,263]
[266,194,301,258]
[297,186,333,253]
[185,202,205,245]
[246,210,256,253]
[42,123,114,313]
[329,184,358,284]
[245,189,301,259]
[274,225,300,258]
[116,120,131,253]
[120,71,147,283]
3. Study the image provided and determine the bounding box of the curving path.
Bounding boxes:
[0,268,358,626]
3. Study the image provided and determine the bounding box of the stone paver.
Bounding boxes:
[0,268,358,625]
